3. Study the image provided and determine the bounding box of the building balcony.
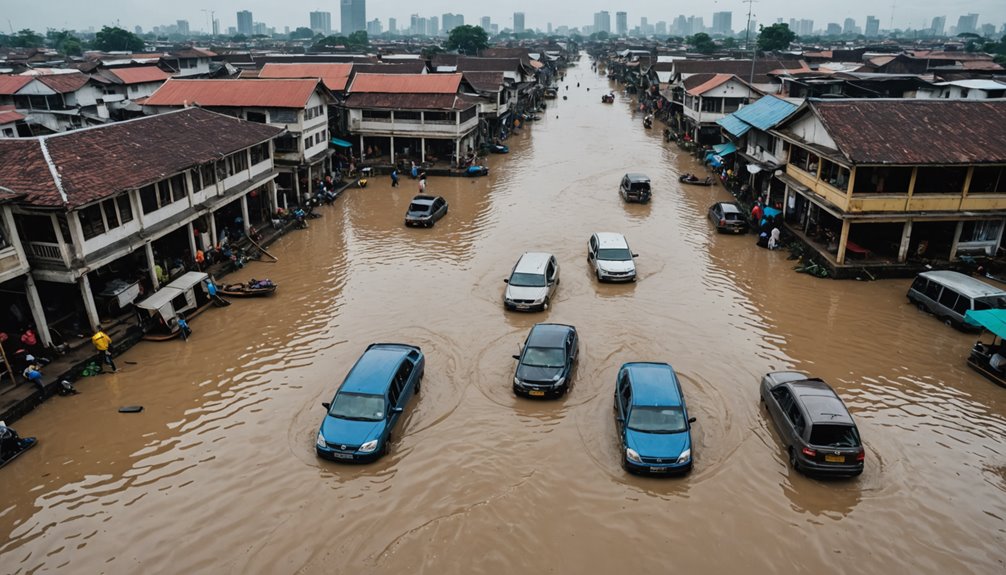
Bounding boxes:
[351,117,479,138]
[25,241,71,267]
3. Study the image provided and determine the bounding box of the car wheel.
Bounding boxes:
[917,303,926,312]
[943,317,954,327]
[415,379,421,393]
[788,448,800,471]
[597,269,603,282]
[543,296,550,310]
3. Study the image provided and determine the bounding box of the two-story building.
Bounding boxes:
[160,48,217,78]
[0,71,105,133]
[771,99,1006,274]
[0,187,49,349]
[344,73,480,164]
[0,108,283,334]
[0,105,24,137]
[717,94,799,197]
[682,74,760,144]
[144,78,332,205]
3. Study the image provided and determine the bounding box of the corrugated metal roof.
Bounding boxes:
[36,72,90,94]
[259,63,353,91]
[0,105,25,124]
[733,95,798,131]
[685,73,734,96]
[716,114,751,137]
[108,66,172,85]
[0,108,283,208]
[344,93,474,111]
[349,73,461,94]
[145,78,321,108]
[0,75,32,95]
[799,99,1006,165]
[463,71,504,93]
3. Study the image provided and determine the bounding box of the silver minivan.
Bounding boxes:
[503,252,559,312]
[907,270,1006,331]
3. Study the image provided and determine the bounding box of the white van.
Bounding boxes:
[906,270,1006,331]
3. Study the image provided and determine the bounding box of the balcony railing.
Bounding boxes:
[26,241,70,266]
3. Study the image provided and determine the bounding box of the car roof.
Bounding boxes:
[787,379,855,425]
[623,362,683,406]
[514,252,553,273]
[594,232,629,249]
[715,202,742,214]
[527,323,574,347]
[625,173,650,182]
[410,195,440,204]
[340,345,414,394]
[918,270,1006,298]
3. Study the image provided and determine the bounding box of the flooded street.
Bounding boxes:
[2,56,1005,574]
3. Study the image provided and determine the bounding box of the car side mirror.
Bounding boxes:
[688,417,697,423]
[617,416,625,423]
[632,253,639,258]
[512,354,520,360]
[392,406,404,414]
[322,402,330,410]
[503,278,509,283]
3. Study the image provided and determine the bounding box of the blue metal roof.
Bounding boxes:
[623,362,683,406]
[732,95,798,131]
[712,142,736,155]
[716,114,751,137]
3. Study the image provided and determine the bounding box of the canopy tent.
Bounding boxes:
[712,142,737,155]
[965,309,1006,337]
[330,138,353,148]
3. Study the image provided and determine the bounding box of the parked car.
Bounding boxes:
[760,371,864,477]
[614,362,695,474]
[404,195,448,227]
[587,232,638,282]
[906,270,1006,331]
[512,323,579,398]
[316,343,425,462]
[619,173,651,203]
[503,252,560,311]
[708,202,748,234]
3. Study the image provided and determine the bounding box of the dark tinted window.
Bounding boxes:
[938,288,960,310]
[952,295,970,315]
[911,277,927,292]
[809,424,861,448]
[408,203,431,213]
[923,281,942,300]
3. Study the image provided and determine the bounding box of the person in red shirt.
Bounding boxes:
[751,202,763,226]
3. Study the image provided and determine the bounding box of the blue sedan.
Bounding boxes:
[316,343,424,462]
[614,362,696,474]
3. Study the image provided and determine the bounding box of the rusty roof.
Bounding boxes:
[462,72,504,93]
[108,66,172,85]
[684,73,735,95]
[145,78,322,108]
[352,61,428,75]
[0,105,24,124]
[786,99,1006,165]
[170,48,216,58]
[36,72,91,94]
[349,73,461,94]
[0,75,32,95]
[674,59,805,79]
[259,63,353,91]
[0,108,283,208]
[343,93,474,111]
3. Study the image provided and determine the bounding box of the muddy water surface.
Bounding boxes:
[2,56,1005,574]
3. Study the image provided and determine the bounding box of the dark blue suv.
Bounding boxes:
[316,343,424,462]
[614,362,696,474]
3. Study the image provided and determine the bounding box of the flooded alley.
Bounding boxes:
[1,56,1004,574]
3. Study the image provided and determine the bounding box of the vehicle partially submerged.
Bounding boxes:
[965,308,1006,388]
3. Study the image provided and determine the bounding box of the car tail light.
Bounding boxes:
[719,219,726,226]
[801,447,816,457]
[856,449,865,462]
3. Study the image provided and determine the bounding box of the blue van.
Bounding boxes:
[614,362,696,474]
[316,343,424,462]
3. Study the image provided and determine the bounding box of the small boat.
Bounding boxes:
[220,279,278,298]
[466,165,490,177]
[543,87,558,99]
[679,174,713,186]
[601,93,614,103]
[490,144,509,154]
[135,271,226,341]
[0,427,36,470]
[964,309,1006,388]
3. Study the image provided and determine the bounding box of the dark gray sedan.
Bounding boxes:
[708,202,748,234]
[760,371,865,477]
[405,195,448,227]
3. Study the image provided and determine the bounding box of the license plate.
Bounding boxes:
[649,466,667,473]
[332,452,353,460]
[515,304,529,310]
[529,390,545,397]
[825,454,845,463]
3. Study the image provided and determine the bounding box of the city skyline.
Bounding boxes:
[4,1,1005,35]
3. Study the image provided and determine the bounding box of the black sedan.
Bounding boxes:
[760,371,865,477]
[708,202,748,234]
[405,195,448,227]
[512,323,578,398]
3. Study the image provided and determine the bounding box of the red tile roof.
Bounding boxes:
[108,66,172,85]
[259,63,353,91]
[0,108,283,208]
[349,73,461,94]
[344,93,474,111]
[0,105,24,124]
[462,72,504,93]
[0,75,33,95]
[36,72,91,94]
[684,73,735,95]
[145,78,322,108]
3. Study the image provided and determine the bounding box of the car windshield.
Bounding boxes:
[522,346,565,368]
[408,203,431,213]
[809,424,861,448]
[627,406,687,433]
[509,272,546,287]
[329,392,385,422]
[597,248,632,261]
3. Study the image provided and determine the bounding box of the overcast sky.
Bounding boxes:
[5,1,1005,34]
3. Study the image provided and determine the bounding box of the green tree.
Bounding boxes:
[230,33,248,42]
[757,23,796,51]
[290,27,315,39]
[721,37,738,49]
[686,32,716,54]
[445,24,488,55]
[47,29,83,55]
[93,26,145,51]
[421,45,445,59]
[11,28,44,48]
[347,30,368,46]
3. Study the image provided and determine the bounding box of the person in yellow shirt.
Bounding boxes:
[91,326,118,373]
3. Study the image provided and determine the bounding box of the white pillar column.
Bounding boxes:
[24,274,52,348]
[390,135,395,163]
[898,221,913,263]
[269,181,278,214]
[949,220,964,261]
[456,139,461,164]
[209,213,218,247]
[145,242,159,290]
[240,194,251,234]
[421,137,426,162]
[186,222,197,259]
[79,273,100,331]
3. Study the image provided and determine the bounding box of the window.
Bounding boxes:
[200,163,217,188]
[701,98,718,112]
[78,204,105,240]
[246,111,266,123]
[140,184,158,214]
[911,277,928,293]
[102,199,120,230]
[923,281,942,301]
[853,166,913,194]
[914,167,968,194]
[952,295,970,316]
[970,167,1006,194]
[275,134,298,153]
[250,142,270,165]
[938,288,960,310]
[169,173,187,203]
[820,160,850,191]
[117,195,133,224]
[227,151,249,176]
[157,181,172,207]
[363,110,391,119]
[961,220,1003,243]
[808,425,860,448]
[395,111,420,121]
[269,109,297,123]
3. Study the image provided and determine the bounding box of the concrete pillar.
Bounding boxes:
[836,220,851,265]
[390,135,395,163]
[898,221,913,263]
[456,139,461,164]
[949,220,964,261]
[24,274,52,348]
[209,214,218,248]
[359,134,364,160]
[421,138,426,163]
[79,273,100,332]
[240,194,251,234]
[293,170,301,205]
[268,181,278,215]
[186,222,197,259]
[145,242,159,290]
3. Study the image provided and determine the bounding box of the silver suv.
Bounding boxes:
[503,252,560,311]
[588,232,638,282]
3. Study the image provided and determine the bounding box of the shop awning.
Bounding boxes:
[712,142,736,155]
[966,309,1006,337]
[330,138,353,148]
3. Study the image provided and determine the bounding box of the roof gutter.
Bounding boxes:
[38,136,69,205]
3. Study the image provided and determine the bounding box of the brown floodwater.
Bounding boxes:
[2,55,1005,575]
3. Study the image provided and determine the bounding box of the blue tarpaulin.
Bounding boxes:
[712,142,737,155]
[330,138,353,148]
[965,309,1006,336]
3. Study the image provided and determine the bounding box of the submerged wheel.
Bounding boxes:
[917,303,926,312]
[943,317,954,327]
[543,297,550,311]
[788,448,800,471]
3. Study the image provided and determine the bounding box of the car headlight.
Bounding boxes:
[676,449,691,464]
[626,448,642,463]
[553,377,565,388]
[514,377,521,386]
[316,432,326,448]
[359,439,379,453]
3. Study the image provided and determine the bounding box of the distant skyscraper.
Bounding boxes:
[443,13,464,34]
[956,13,979,35]
[826,23,841,36]
[310,11,332,35]
[843,18,855,35]
[712,12,732,35]
[389,18,396,34]
[176,20,190,35]
[594,11,611,34]
[547,22,552,34]
[481,17,491,31]
[514,12,525,34]
[656,21,667,36]
[341,0,366,34]
[134,25,143,35]
[615,12,627,36]
[237,10,253,35]
[865,16,880,37]
[980,23,995,37]
[799,19,814,36]
[931,16,946,36]
[366,19,382,35]
[429,16,439,36]
[212,19,220,36]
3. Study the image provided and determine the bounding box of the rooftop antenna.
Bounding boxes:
[889,2,896,31]
[743,0,757,51]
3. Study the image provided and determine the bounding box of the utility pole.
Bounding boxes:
[746,0,758,96]
[743,0,757,50]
